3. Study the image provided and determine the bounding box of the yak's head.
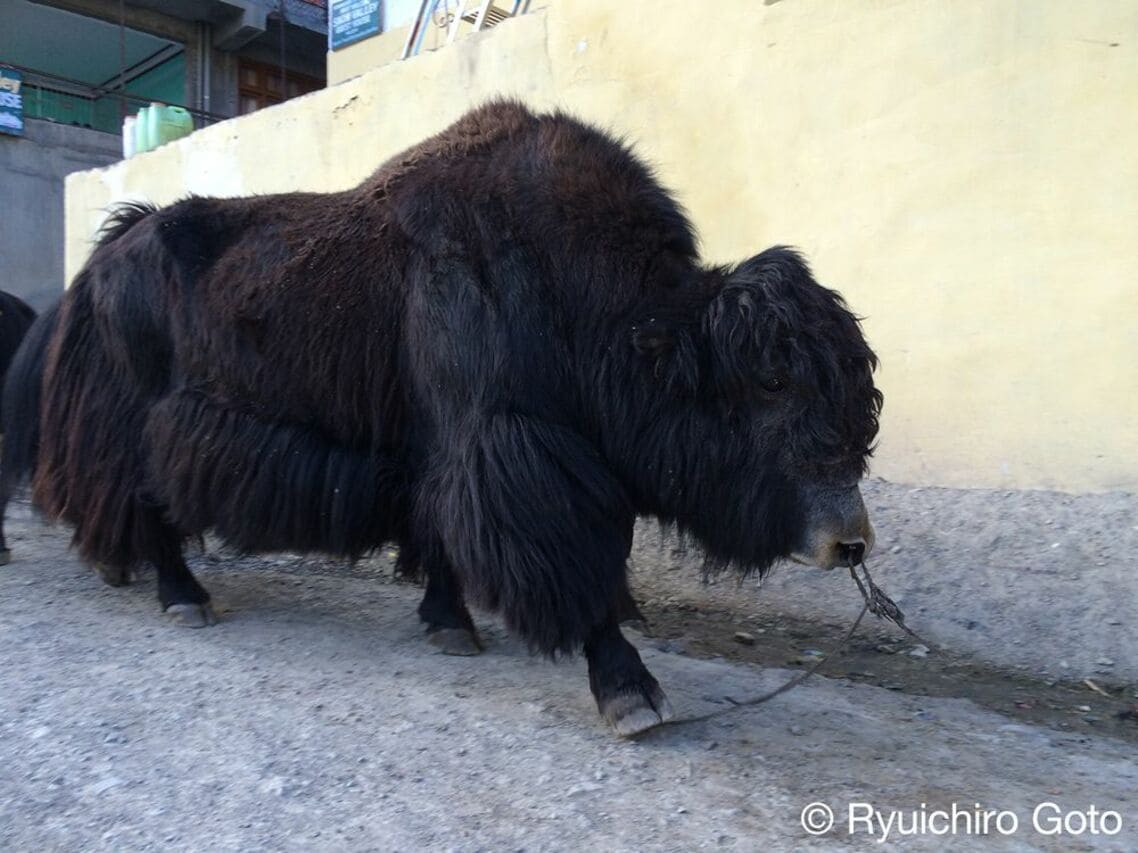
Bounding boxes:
[630,247,882,573]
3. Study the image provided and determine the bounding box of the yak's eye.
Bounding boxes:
[760,376,787,393]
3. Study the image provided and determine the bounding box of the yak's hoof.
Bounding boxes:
[164,602,217,628]
[601,686,675,737]
[93,562,132,587]
[427,627,483,656]
[0,548,10,566]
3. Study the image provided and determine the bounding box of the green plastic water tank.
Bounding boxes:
[146,104,193,149]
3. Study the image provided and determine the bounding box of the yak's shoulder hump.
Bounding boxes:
[362,99,540,190]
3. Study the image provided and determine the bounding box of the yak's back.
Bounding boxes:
[363,100,699,299]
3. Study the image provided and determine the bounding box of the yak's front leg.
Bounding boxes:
[585,608,675,736]
[426,413,664,734]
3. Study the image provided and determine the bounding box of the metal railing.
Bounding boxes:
[4,61,229,135]
[401,0,532,60]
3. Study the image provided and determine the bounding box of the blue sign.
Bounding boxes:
[0,67,23,137]
[330,0,381,50]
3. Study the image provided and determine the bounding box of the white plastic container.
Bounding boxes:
[134,105,151,153]
[122,115,136,158]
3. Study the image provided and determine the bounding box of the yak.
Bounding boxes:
[8,101,882,735]
[0,291,36,389]
[0,289,37,564]
[0,289,36,425]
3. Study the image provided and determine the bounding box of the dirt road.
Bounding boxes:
[1,491,1136,851]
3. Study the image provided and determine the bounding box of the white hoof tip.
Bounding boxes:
[427,628,483,656]
[613,707,666,737]
[164,603,217,628]
[604,688,675,737]
[93,562,132,587]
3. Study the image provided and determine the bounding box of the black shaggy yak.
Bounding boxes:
[0,289,37,564]
[10,102,882,735]
[0,290,36,420]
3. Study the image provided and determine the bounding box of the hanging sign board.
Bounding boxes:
[329,0,381,50]
[0,66,24,137]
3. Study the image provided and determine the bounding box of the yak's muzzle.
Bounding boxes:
[790,484,876,570]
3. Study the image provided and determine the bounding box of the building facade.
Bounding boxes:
[0,0,327,308]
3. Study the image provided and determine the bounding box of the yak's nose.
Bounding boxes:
[836,539,867,566]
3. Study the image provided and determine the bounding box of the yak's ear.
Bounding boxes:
[704,279,790,401]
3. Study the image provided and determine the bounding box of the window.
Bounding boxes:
[236,59,321,115]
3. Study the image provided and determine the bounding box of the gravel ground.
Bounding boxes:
[1,480,1136,850]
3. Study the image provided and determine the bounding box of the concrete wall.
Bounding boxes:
[1,119,120,310]
[64,0,1138,492]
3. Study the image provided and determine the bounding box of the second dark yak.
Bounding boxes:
[0,288,37,564]
[12,102,883,736]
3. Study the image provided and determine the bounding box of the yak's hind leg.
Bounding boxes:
[427,414,670,735]
[416,542,482,656]
[91,561,133,588]
[137,502,215,627]
[32,286,213,621]
[393,534,482,655]
[157,557,215,627]
[421,566,482,656]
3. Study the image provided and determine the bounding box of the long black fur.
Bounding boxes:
[0,289,37,424]
[31,101,882,656]
[0,299,53,556]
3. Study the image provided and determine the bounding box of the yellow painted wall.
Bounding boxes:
[65,0,1138,492]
